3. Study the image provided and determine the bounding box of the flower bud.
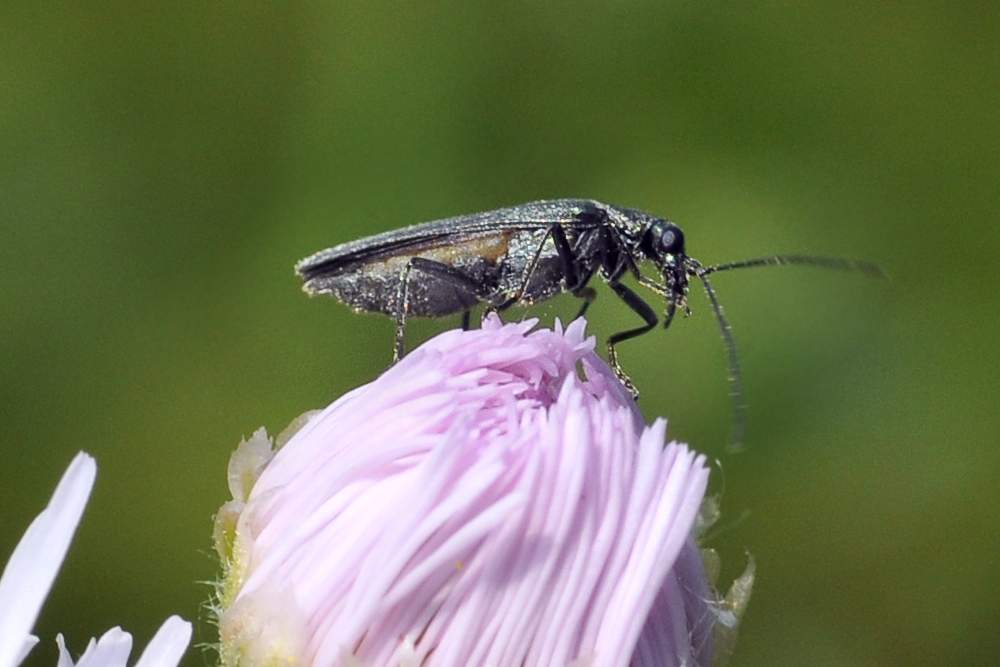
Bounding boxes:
[215,317,735,666]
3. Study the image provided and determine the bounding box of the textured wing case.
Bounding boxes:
[295,199,601,316]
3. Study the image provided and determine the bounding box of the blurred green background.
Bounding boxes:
[2,2,997,665]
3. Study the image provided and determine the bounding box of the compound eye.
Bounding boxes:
[658,224,684,254]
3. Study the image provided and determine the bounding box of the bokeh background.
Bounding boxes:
[2,3,998,666]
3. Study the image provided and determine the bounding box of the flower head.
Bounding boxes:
[216,316,723,666]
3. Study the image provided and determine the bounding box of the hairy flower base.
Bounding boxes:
[215,317,744,666]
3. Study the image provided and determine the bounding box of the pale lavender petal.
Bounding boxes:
[631,540,714,667]
[0,453,96,667]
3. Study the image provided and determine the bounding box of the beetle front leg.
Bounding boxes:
[606,280,658,398]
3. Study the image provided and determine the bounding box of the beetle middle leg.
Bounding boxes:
[606,281,658,398]
[394,256,494,362]
[495,226,563,311]
[567,260,599,320]
[572,286,597,320]
[498,223,593,314]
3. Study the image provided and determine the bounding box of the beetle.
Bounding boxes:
[296,198,882,447]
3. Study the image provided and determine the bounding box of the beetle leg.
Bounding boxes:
[496,226,560,311]
[636,274,669,298]
[565,226,609,320]
[499,223,591,312]
[393,262,413,362]
[572,286,597,320]
[552,224,580,288]
[605,280,658,399]
[393,256,495,361]
[663,296,678,331]
[556,226,603,320]
[461,310,471,331]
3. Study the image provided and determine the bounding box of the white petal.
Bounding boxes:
[14,636,37,666]
[0,454,96,667]
[133,616,191,667]
[53,619,190,667]
[56,634,77,667]
[73,628,132,667]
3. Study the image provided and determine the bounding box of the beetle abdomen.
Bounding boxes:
[302,235,511,316]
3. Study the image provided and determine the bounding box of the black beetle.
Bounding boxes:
[296,198,882,447]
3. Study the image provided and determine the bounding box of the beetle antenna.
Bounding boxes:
[696,270,747,452]
[699,254,885,278]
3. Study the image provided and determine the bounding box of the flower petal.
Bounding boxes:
[72,628,132,667]
[14,636,38,666]
[217,318,719,666]
[133,616,192,667]
[0,453,96,667]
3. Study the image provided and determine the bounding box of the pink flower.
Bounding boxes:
[215,316,723,666]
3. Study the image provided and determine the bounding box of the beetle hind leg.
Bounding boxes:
[393,262,414,363]
[393,257,496,362]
